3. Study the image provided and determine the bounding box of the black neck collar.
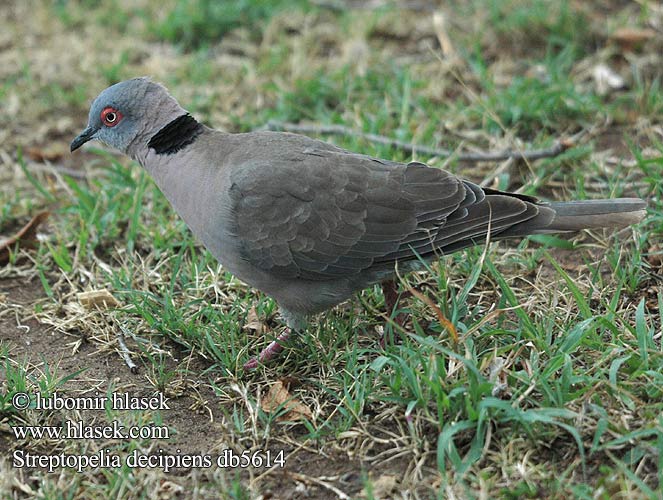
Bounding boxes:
[148,114,204,155]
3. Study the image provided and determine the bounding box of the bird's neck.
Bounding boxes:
[126,95,194,161]
[146,114,204,155]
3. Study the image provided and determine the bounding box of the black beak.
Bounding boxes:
[70,126,96,152]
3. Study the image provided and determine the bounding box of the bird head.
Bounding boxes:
[70,77,186,157]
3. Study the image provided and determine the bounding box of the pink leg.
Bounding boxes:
[243,329,291,370]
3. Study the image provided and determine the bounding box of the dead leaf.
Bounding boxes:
[363,475,398,499]
[0,211,49,265]
[261,380,313,422]
[611,28,656,51]
[646,244,662,269]
[157,479,184,499]
[407,287,458,343]
[244,305,268,334]
[77,289,120,309]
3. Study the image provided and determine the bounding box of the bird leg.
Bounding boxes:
[244,308,305,370]
[380,280,410,347]
[243,329,291,370]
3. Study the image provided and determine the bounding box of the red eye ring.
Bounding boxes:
[101,107,123,127]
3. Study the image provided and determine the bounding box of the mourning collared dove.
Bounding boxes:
[71,78,646,369]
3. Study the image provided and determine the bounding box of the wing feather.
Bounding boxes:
[230,145,543,281]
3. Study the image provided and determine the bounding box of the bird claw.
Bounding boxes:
[243,358,260,370]
[243,330,290,370]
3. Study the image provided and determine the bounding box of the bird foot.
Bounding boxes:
[243,329,291,370]
[380,281,411,347]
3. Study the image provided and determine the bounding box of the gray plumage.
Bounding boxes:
[71,78,647,366]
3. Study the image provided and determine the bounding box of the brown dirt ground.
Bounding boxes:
[0,274,424,498]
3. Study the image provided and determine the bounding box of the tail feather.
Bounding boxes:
[537,198,646,233]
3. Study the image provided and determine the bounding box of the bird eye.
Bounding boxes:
[101,107,123,127]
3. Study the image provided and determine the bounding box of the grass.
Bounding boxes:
[1,0,662,498]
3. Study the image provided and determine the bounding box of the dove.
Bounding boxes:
[71,78,646,369]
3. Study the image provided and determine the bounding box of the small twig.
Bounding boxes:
[117,331,138,374]
[458,136,578,162]
[310,0,436,11]
[308,0,345,10]
[264,121,585,163]
[286,471,350,499]
[545,180,650,191]
[30,163,88,179]
[265,121,449,157]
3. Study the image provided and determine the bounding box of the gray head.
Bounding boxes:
[70,78,186,157]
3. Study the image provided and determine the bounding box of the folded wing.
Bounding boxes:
[229,148,552,281]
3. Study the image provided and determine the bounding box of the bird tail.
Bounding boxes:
[536,198,646,233]
[413,196,645,256]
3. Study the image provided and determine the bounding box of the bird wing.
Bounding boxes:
[229,146,548,281]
